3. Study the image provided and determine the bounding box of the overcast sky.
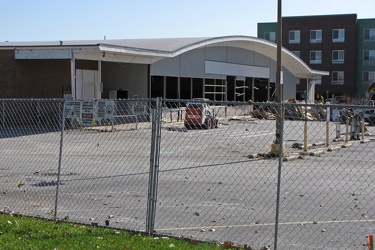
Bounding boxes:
[1,0,374,42]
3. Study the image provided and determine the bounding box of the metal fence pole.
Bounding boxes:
[1,100,4,128]
[54,100,65,221]
[361,118,365,140]
[326,104,330,146]
[146,97,162,234]
[304,103,308,152]
[274,103,285,250]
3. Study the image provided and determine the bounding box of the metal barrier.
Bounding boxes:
[1,98,375,249]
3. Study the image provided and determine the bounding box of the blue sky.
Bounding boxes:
[1,0,374,42]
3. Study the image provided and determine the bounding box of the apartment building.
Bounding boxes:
[258,14,375,101]
[357,19,375,97]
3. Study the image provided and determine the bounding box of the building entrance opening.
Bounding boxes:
[117,90,128,99]
[180,78,191,99]
[254,79,274,102]
[166,77,178,99]
[235,79,246,102]
[151,76,164,98]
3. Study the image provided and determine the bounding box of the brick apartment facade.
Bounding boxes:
[258,14,359,101]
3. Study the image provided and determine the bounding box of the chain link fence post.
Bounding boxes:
[1,99,4,129]
[54,100,65,221]
[274,103,285,250]
[146,97,162,234]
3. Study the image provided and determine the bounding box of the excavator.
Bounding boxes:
[360,80,375,124]
[359,80,375,106]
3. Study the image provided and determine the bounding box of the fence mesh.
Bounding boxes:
[1,98,375,249]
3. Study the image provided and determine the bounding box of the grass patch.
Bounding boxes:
[0,214,236,250]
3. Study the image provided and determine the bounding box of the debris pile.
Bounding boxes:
[248,99,328,121]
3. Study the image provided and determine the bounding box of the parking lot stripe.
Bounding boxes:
[156,218,375,231]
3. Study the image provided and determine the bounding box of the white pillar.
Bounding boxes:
[307,78,316,103]
[70,50,76,99]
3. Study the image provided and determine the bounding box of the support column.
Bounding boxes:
[177,77,181,99]
[163,76,166,99]
[307,78,316,103]
[252,78,255,102]
[70,50,76,99]
[203,78,206,98]
[190,78,193,99]
[97,60,102,99]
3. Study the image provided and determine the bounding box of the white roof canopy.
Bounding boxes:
[0,36,328,78]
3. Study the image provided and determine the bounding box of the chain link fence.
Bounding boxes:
[1,98,375,249]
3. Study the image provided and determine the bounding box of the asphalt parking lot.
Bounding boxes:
[1,118,375,249]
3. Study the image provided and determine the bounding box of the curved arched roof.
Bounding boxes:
[0,36,328,78]
[98,36,328,78]
[167,36,329,78]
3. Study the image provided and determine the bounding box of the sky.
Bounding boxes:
[1,0,374,42]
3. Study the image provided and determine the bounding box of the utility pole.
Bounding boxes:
[274,1,283,249]
[272,0,283,150]
[275,0,283,143]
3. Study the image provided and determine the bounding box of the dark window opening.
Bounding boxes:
[215,79,226,101]
[192,78,203,99]
[165,76,178,107]
[245,78,253,101]
[151,76,163,98]
[75,60,98,70]
[235,80,245,101]
[117,90,128,99]
[166,76,178,99]
[254,79,269,102]
[205,78,215,100]
[180,77,191,99]
[226,76,235,101]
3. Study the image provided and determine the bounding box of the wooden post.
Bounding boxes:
[326,122,329,147]
[345,119,349,143]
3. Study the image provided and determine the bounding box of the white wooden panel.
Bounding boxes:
[205,47,227,61]
[205,61,270,78]
[76,70,83,99]
[227,47,255,65]
[83,70,95,99]
[180,48,205,77]
[254,52,272,67]
[150,56,180,76]
[76,69,100,99]
[282,69,298,100]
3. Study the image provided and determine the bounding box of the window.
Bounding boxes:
[363,71,375,86]
[364,29,375,44]
[310,51,322,64]
[289,30,300,44]
[292,51,300,57]
[363,50,375,66]
[332,50,344,64]
[315,77,322,85]
[310,30,322,43]
[264,32,276,42]
[311,77,322,85]
[332,29,345,42]
[332,71,344,85]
